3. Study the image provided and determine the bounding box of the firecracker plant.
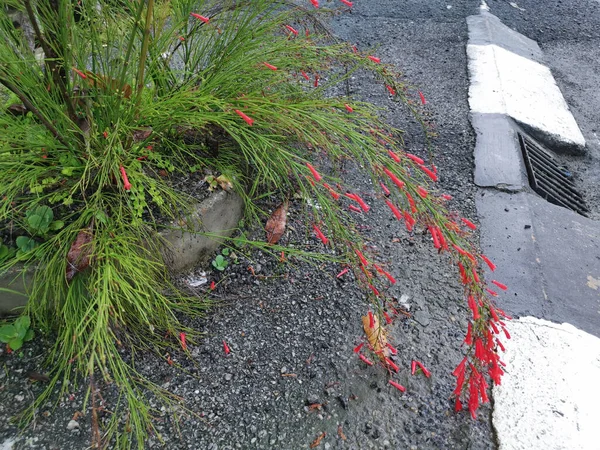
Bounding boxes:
[0,0,510,447]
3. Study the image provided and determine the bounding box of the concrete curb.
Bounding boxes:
[0,190,244,316]
[467,11,586,156]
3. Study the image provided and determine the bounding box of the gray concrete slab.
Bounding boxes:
[477,189,600,337]
[467,11,544,64]
[472,113,527,190]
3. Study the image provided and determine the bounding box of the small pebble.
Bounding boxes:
[224,373,233,381]
[67,420,79,431]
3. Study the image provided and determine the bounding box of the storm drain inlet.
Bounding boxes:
[519,133,589,217]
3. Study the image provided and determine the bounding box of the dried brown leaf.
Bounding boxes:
[362,314,390,361]
[132,127,153,142]
[337,424,347,441]
[310,432,326,448]
[66,223,94,282]
[265,200,289,245]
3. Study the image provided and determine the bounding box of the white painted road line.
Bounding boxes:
[467,43,586,150]
[493,317,600,450]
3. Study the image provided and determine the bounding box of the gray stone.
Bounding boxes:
[471,113,528,191]
[477,189,600,337]
[467,11,544,63]
[0,190,244,315]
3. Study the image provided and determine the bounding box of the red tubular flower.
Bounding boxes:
[385,358,399,372]
[119,166,131,190]
[492,280,508,291]
[368,311,375,328]
[386,85,396,96]
[383,167,406,190]
[310,0,319,8]
[381,269,396,284]
[416,361,431,378]
[406,153,425,165]
[475,339,485,360]
[359,354,374,366]
[355,249,368,266]
[405,192,417,213]
[458,262,468,284]
[340,0,353,6]
[346,193,370,212]
[388,150,402,163]
[481,255,496,272]
[452,357,467,377]
[285,25,299,36]
[72,67,87,79]
[180,332,187,351]
[312,224,329,245]
[314,74,319,87]
[417,186,428,198]
[419,91,426,105]
[348,204,362,213]
[353,342,364,353]
[502,327,511,339]
[368,284,380,296]
[389,380,406,392]
[384,312,392,324]
[300,71,310,81]
[323,183,340,200]
[489,307,499,322]
[380,182,391,196]
[461,218,477,230]
[263,62,278,70]
[234,109,254,126]
[386,343,398,355]
[441,194,453,201]
[490,321,499,335]
[102,131,108,139]
[190,12,210,23]
[352,45,358,53]
[468,377,479,419]
[472,268,480,283]
[486,288,498,297]
[452,244,467,256]
[178,36,185,41]
[344,103,353,113]
[403,211,415,232]
[495,339,505,352]
[428,226,441,249]
[210,281,216,290]
[305,162,322,181]
[465,322,473,345]
[419,165,438,182]
[455,398,463,412]
[368,55,381,63]
[336,268,349,278]
[479,377,489,403]
[437,227,448,250]
[223,340,231,355]
[411,360,417,375]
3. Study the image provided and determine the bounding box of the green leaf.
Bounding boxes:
[49,220,65,231]
[34,206,53,223]
[221,248,230,256]
[15,236,37,252]
[15,315,30,334]
[24,329,34,342]
[8,338,23,351]
[0,325,17,343]
[0,245,8,259]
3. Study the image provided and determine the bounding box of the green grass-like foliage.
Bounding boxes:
[0,0,500,447]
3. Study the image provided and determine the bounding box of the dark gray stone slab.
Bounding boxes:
[472,113,528,190]
[477,189,600,337]
[467,11,544,63]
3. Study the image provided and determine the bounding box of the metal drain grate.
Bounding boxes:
[519,133,589,217]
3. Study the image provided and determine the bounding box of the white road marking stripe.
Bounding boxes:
[467,43,585,148]
[493,317,600,450]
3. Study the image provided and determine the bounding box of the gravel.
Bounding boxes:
[0,2,497,449]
